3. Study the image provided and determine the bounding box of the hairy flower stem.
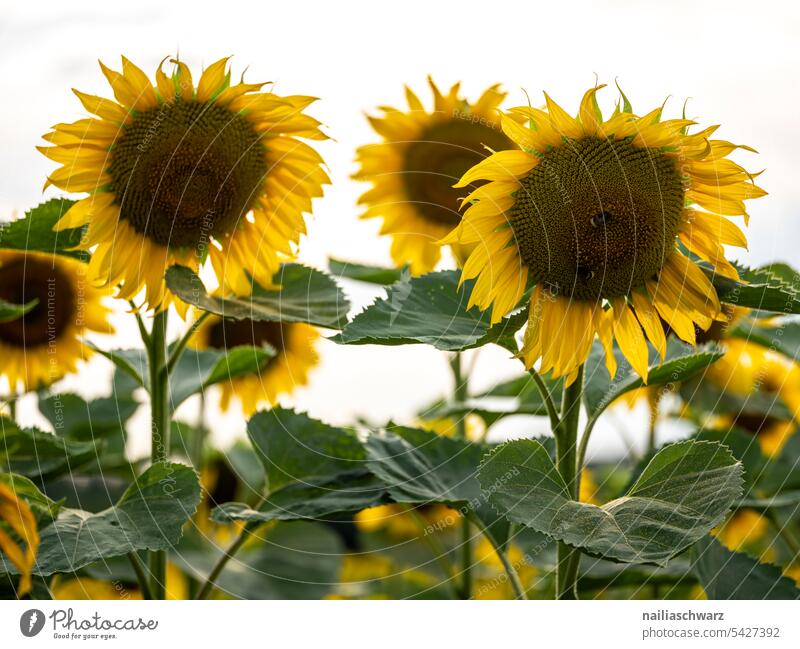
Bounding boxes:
[555,365,583,600]
[146,309,170,600]
[451,352,473,599]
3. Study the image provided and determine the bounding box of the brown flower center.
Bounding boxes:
[402,118,513,227]
[207,318,286,356]
[108,100,267,249]
[0,257,76,347]
[510,136,685,301]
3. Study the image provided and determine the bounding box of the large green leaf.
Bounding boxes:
[212,409,385,524]
[692,535,800,599]
[0,198,85,259]
[363,426,508,541]
[0,418,99,479]
[710,265,800,313]
[479,439,743,566]
[328,258,406,285]
[0,462,200,576]
[165,263,349,329]
[583,339,725,421]
[333,270,524,352]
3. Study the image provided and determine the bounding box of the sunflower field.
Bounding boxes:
[1,49,800,605]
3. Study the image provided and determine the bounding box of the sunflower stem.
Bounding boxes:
[554,365,583,600]
[469,513,528,600]
[450,352,473,599]
[127,552,153,600]
[529,369,560,431]
[196,520,258,600]
[166,311,210,375]
[146,308,170,599]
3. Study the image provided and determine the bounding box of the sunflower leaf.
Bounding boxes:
[165,263,349,329]
[168,345,275,411]
[211,409,385,524]
[582,339,725,421]
[0,298,38,323]
[332,270,524,351]
[0,462,201,577]
[85,345,146,388]
[710,264,800,314]
[363,426,509,542]
[328,258,406,285]
[478,439,743,566]
[692,535,800,599]
[0,473,61,529]
[0,417,100,479]
[0,198,86,260]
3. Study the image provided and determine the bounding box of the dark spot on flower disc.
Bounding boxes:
[108,100,267,248]
[402,118,513,227]
[510,136,685,301]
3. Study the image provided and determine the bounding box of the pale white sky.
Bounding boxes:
[1,0,797,459]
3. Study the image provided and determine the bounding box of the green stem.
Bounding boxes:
[554,365,583,600]
[166,311,210,375]
[529,370,560,431]
[196,522,256,600]
[146,309,170,599]
[469,514,528,600]
[127,552,152,600]
[766,510,800,561]
[450,352,473,599]
[191,391,207,470]
[405,506,460,599]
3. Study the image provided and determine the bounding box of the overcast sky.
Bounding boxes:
[0,0,797,459]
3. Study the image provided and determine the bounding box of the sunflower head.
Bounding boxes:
[0,250,112,392]
[354,78,515,275]
[41,56,330,312]
[445,84,766,383]
[192,313,319,414]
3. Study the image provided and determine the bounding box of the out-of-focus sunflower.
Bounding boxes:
[191,314,319,414]
[715,510,768,552]
[40,56,329,311]
[444,85,765,383]
[354,78,515,275]
[355,503,459,539]
[51,562,188,600]
[689,308,800,456]
[0,482,39,596]
[0,250,112,392]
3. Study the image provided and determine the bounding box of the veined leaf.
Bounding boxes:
[212,409,385,524]
[0,198,85,259]
[0,418,99,479]
[166,263,349,329]
[479,439,743,566]
[583,339,725,421]
[364,426,508,541]
[710,264,800,314]
[692,535,800,599]
[332,270,524,352]
[0,462,200,576]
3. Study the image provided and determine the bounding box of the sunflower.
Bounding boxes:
[0,250,112,392]
[191,314,319,414]
[443,84,766,383]
[354,78,515,274]
[40,56,329,312]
